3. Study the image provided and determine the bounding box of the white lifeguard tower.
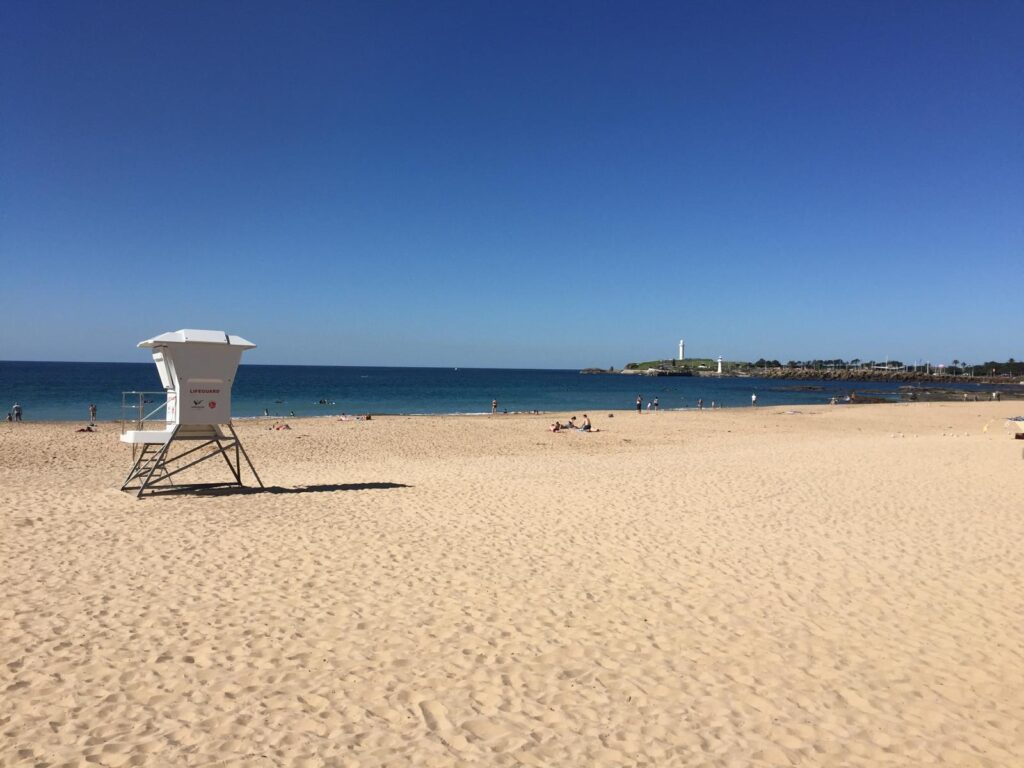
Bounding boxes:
[120,329,263,497]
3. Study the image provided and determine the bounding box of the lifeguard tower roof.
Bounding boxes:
[138,329,255,349]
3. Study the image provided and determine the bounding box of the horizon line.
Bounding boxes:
[2,356,1018,369]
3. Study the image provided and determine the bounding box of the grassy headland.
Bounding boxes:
[583,357,1024,386]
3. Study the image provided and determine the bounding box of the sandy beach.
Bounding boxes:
[2,402,1022,767]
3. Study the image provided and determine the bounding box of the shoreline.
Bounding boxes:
[8,393,1023,424]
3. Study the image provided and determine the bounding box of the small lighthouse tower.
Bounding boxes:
[678,339,685,361]
[717,355,723,374]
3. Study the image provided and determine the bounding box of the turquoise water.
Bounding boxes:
[0,360,1006,422]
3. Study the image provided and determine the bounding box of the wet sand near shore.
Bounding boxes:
[2,402,1022,767]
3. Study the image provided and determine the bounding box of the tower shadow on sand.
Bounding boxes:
[142,482,412,497]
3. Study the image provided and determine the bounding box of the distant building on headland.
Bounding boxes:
[678,339,685,361]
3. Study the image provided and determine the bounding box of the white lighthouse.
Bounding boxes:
[717,355,723,374]
[678,339,685,361]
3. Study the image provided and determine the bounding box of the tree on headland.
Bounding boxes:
[973,360,1023,377]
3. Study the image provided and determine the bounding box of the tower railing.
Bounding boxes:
[121,391,168,434]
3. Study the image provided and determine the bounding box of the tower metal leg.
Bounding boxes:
[228,423,264,488]
[214,435,243,486]
[136,425,180,498]
[122,424,263,497]
[121,443,154,490]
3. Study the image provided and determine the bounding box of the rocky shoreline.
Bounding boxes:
[582,366,1022,388]
[743,368,1023,387]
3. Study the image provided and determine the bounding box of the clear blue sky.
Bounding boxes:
[2,1,1021,368]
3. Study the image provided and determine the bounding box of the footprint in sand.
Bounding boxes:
[462,717,508,741]
[838,688,876,713]
[419,700,452,733]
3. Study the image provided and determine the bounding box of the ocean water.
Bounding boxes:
[0,360,1002,422]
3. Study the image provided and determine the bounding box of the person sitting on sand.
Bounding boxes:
[550,421,562,432]
[580,415,592,431]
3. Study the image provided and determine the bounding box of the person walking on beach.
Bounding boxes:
[88,403,97,424]
[751,393,758,407]
[697,398,704,411]
[636,395,642,414]
[491,399,498,415]
[12,403,22,422]
[653,397,659,412]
